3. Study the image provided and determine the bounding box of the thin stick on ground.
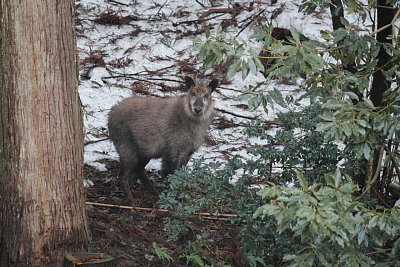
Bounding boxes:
[86,201,238,219]
[215,107,259,120]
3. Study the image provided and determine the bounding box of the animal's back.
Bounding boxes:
[108,95,212,159]
[108,96,178,157]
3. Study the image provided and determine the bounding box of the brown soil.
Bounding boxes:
[85,162,247,267]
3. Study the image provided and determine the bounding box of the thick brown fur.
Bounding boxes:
[108,76,219,204]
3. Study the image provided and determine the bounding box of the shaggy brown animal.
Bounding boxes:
[108,76,219,204]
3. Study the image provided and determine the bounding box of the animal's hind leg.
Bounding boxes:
[118,161,135,205]
[117,147,137,205]
[135,159,157,194]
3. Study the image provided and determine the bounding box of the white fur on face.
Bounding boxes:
[184,85,214,120]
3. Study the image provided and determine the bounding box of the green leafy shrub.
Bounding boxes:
[153,242,174,263]
[255,170,400,267]
[159,104,349,266]
[161,1,400,266]
[192,26,264,80]
[245,104,340,185]
[159,159,242,241]
[180,235,233,267]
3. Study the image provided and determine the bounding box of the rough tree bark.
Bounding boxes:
[370,0,395,107]
[0,1,90,266]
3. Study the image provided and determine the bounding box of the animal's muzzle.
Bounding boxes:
[194,107,203,114]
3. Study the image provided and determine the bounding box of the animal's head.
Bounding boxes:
[184,76,219,119]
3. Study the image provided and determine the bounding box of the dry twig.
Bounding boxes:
[215,108,259,120]
[86,201,237,220]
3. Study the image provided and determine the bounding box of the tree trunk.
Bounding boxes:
[370,0,394,106]
[369,1,395,203]
[0,1,90,266]
[329,0,345,30]
[329,0,358,93]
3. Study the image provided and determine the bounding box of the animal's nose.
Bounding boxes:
[194,107,202,114]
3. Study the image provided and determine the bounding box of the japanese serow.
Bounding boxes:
[108,76,219,204]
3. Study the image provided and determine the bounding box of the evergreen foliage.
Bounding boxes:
[159,1,400,265]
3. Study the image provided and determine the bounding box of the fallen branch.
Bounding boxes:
[104,72,182,87]
[150,0,168,20]
[195,0,207,8]
[215,107,259,120]
[172,13,225,26]
[199,4,242,20]
[106,64,178,78]
[84,137,109,146]
[86,201,238,220]
[234,8,266,39]
[108,0,129,6]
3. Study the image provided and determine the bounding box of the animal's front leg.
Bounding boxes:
[161,149,194,178]
[161,156,179,178]
[177,152,192,169]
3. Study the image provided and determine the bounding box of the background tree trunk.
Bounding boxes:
[369,1,395,203]
[0,1,90,266]
[329,0,345,30]
[370,0,395,107]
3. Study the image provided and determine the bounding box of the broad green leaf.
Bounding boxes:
[254,56,265,73]
[274,45,292,54]
[332,29,347,43]
[363,144,371,160]
[345,91,359,101]
[296,171,308,189]
[316,122,335,132]
[318,115,335,122]
[247,57,257,74]
[290,26,301,44]
[241,63,250,79]
[270,88,286,108]
[334,168,342,187]
[323,100,344,109]
[324,173,335,187]
[205,27,211,38]
[358,127,366,136]
[342,124,352,137]
[227,60,241,78]
[388,124,396,138]
[363,98,374,108]
[339,16,350,26]
[308,53,325,66]
[373,119,385,131]
[234,93,252,102]
[356,119,368,128]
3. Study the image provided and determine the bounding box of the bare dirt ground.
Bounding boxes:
[85,163,247,267]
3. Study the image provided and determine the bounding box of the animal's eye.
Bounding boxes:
[191,93,196,99]
[203,94,209,100]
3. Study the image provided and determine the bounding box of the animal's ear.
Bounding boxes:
[208,79,219,92]
[185,76,195,90]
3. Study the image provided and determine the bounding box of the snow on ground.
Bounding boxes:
[75,0,363,172]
